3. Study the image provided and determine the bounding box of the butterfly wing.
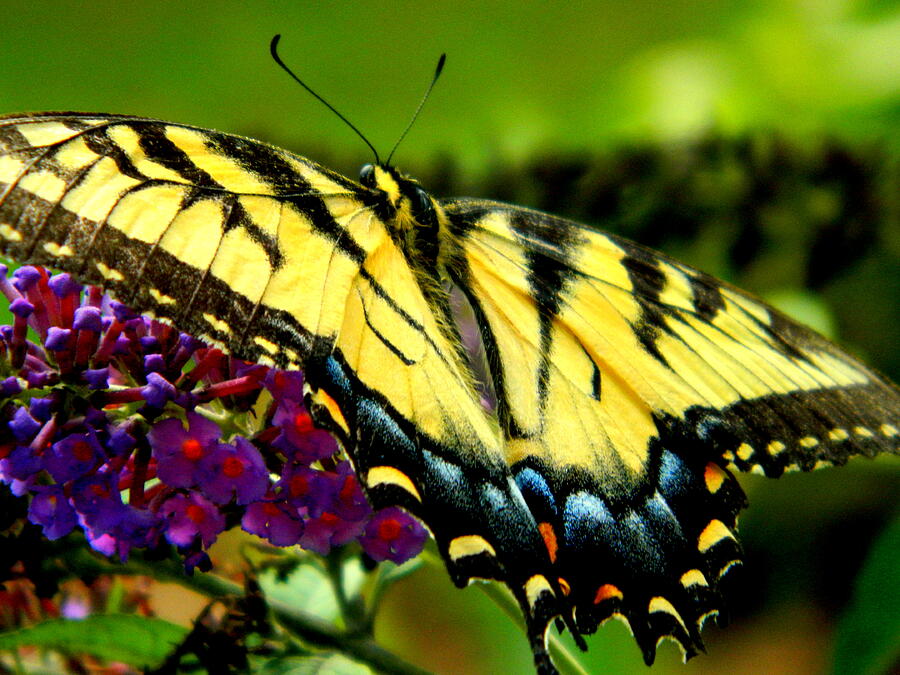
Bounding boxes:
[0,112,383,365]
[442,197,899,661]
[0,113,572,670]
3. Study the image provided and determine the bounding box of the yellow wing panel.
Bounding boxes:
[0,113,376,366]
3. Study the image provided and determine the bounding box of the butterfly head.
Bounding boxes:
[360,164,434,219]
[359,163,444,267]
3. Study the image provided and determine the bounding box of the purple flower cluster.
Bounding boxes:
[0,265,426,569]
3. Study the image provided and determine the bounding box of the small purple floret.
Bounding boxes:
[144,353,166,374]
[300,511,366,555]
[73,306,103,331]
[83,367,110,389]
[360,507,428,565]
[44,431,105,483]
[198,438,268,505]
[139,336,160,353]
[109,301,136,322]
[28,397,54,421]
[141,372,177,408]
[149,412,221,488]
[242,500,304,546]
[331,461,371,521]
[278,463,336,517]
[107,424,137,455]
[161,492,226,548]
[1,376,22,397]
[10,406,41,441]
[272,398,337,462]
[45,327,72,351]
[28,485,78,540]
[48,273,81,298]
[9,297,34,318]
[0,445,44,482]
[12,266,41,291]
[71,471,125,535]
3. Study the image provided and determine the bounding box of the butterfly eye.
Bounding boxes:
[359,164,375,186]
[411,186,436,225]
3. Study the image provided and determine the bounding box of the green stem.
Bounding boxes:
[68,550,432,675]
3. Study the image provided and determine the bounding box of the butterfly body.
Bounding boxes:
[0,112,896,674]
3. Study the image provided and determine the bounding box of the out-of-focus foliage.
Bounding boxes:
[833,513,900,675]
[0,615,187,669]
[0,2,897,674]
[1,1,898,169]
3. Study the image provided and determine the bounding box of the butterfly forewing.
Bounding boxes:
[442,197,899,660]
[0,113,376,366]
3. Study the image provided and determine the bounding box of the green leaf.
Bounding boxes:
[257,653,373,675]
[365,555,424,617]
[0,614,187,668]
[832,514,900,675]
[260,564,341,623]
[260,557,367,625]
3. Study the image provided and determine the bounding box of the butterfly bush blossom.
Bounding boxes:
[0,265,426,571]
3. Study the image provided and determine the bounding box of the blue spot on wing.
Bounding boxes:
[515,467,557,513]
[657,449,693,497]
[563,491,614,547]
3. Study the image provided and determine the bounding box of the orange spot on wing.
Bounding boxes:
[594,583,623,604]
[538,522,558,563]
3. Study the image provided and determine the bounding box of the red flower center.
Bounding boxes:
[377,517,402,541]
[262,502,281,517]
[289,474,309,497]
[222,455,245,478]
[320,512,339,526]
[181,438,203,461]
[272,371,292,391]
[72,440,94,462]
[186,504,206,524]
[293,412,315,434]
[339,476,356,502]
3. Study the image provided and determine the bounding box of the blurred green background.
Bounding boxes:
[1,2,898,674]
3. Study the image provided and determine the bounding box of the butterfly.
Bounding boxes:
[0,110,897,674]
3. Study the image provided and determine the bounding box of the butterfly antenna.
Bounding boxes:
[270,34,381,164]
[385,53,446,166]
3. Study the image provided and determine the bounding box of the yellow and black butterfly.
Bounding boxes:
[0,102,897,673]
